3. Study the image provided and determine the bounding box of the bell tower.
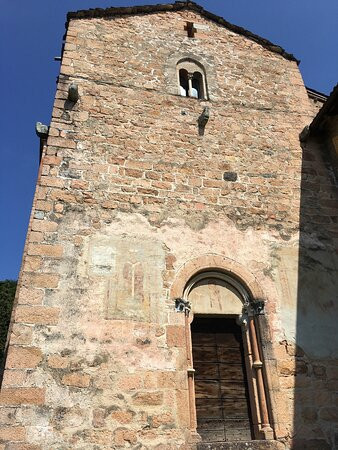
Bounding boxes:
[1,2,337,449]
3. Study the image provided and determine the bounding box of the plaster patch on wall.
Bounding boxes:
[89,245,116,275]
[189,278,243,315]
[88,235,166,322]
[194,23,210,31]
[275,247,299,342]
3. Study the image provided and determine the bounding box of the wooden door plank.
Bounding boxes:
[192,333,216,346]
[215,333,241,347]
[217,347,243,363]
[192,346,218,362]
[219,363,245,381]
[194,362,219,380]
[195,380,220,398]
[191,318,253,442]
[195,398,223,419]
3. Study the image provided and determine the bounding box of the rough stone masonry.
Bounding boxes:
[0,2,337,449]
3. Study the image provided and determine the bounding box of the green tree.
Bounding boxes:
[0,280,17,367]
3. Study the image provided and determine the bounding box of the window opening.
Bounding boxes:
[176,59,208,100]
[192,72,203,99]
[179,69,189,97]
[191,317,253,443]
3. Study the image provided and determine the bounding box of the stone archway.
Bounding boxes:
[170,255,274,443]
[170,254,264,301]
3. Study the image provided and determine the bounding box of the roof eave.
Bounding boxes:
[310,84,338,133]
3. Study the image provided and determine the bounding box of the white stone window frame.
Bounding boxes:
[176,58,208,100]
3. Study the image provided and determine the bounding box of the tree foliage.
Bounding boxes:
[0,280,17,366]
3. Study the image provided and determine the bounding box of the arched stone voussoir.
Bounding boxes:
[170,254,265,301]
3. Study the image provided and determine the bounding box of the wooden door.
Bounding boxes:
[192,317,253,442]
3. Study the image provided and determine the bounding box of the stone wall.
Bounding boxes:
[1,7,336,449]
[307,95,326,117]
[292,118,338,449]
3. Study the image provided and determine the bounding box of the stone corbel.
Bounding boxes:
[68,83,79,103]
[198,106,210,136]
[35,122,49,162]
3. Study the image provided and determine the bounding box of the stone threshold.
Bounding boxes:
[197,440,285,450]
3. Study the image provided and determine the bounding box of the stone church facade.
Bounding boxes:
[0,2,337,449]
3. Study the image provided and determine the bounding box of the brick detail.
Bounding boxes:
[132,392,163,406]
[27,244,63,258]
[47,355,70,369]
[10,324,33,345]
[40,176,65,188]
[34,200,52,212]
[47,137,76,148]
[31,220,58,232]
[61,373,91,388]
[1,370,27,387]
[110,411,133,424]
[6,347,42,369]
[15,306,60,325]
[4,444,41,450]
[0,426,26,442]
[0,388,45,406]
[21,273,59,289]
[16,288,43,306]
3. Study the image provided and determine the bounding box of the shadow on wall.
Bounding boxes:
[294,103,338,449]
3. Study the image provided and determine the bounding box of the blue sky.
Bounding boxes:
[0,0,337,280]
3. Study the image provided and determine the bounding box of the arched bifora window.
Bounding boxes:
[181,270,274,444]
[177,59,208,100]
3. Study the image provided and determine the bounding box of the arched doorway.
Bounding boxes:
[185,272,253,442]
[172,260,274,444]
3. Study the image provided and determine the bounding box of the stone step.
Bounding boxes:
[197,441,285,450]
